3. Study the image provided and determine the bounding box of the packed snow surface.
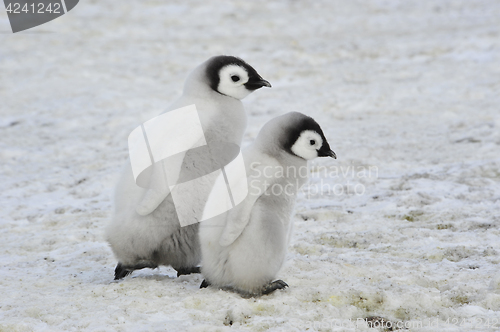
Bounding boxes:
[1,0,499,331]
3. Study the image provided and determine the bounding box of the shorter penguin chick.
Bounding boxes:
[198,112,336,297]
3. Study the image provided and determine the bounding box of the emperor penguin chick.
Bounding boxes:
[107,56,270,280]
[199,112,336,296]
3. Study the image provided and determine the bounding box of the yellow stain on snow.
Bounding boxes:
[327,295,344,306]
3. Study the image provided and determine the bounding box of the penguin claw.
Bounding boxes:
[113,261,158,280]
[114,263,132,280]
[200,279,210,289]
[261,280,288,295]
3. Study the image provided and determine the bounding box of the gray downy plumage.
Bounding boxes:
[199,112,336,296]
[106,56,270,280]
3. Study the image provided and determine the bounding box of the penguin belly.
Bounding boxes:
[200,196,292,294]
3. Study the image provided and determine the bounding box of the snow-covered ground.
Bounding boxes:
[1,0,499,331]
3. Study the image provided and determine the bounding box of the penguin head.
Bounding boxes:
[285,113,336,160]
[258,112,336,160]
[289,128,336,160]
[205,56,271,100]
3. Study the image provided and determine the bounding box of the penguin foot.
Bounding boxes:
[114,263,132,280]
[261,280,288,295]
[113,262,158,280]
[200,279,210,289]
[175,266,201,277]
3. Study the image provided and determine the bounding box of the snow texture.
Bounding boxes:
[1,0,499,331]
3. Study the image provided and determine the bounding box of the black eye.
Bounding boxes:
[310,140,316,145]
[231,75,240,82]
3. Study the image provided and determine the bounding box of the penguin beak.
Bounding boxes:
[318,147,337,159]
[245,77,272,90]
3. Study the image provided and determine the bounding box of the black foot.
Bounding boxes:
[114,263,132,280]
[113,262,158,280]
[261,280,288,295]
[175,266,201,277]
[200,279,210,289]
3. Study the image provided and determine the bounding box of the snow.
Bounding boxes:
[1,0,499,331]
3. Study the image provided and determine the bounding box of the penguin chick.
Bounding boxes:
[199,112,336,296]
[136,55,271,216]
[107,56,270,280]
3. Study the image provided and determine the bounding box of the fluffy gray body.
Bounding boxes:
[199,112,336,296]
[106,56,269,279]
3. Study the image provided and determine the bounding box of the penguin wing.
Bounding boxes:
[135,130,208,216]
[218,161,277,246]
[135,150,189,216]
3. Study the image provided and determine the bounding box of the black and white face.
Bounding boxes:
[278,113,336,160]
[217,64,253,99]
[291,129,336,160]
[206,56,271,100]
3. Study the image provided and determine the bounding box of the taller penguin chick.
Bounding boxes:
[199,112,336,297]
[107,56,270,280]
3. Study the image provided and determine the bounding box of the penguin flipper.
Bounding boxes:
[219,168,275,246]
[218,200,254,246]
[135,141,195,216]
[136,187,170,215]
[135,159,172,215]
[135,136,204,216]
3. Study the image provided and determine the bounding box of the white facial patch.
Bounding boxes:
[217,64,252,100]
[291,130,323,160]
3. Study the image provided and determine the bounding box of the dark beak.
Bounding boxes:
[318,147,337,159]
[244,77,272,90]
